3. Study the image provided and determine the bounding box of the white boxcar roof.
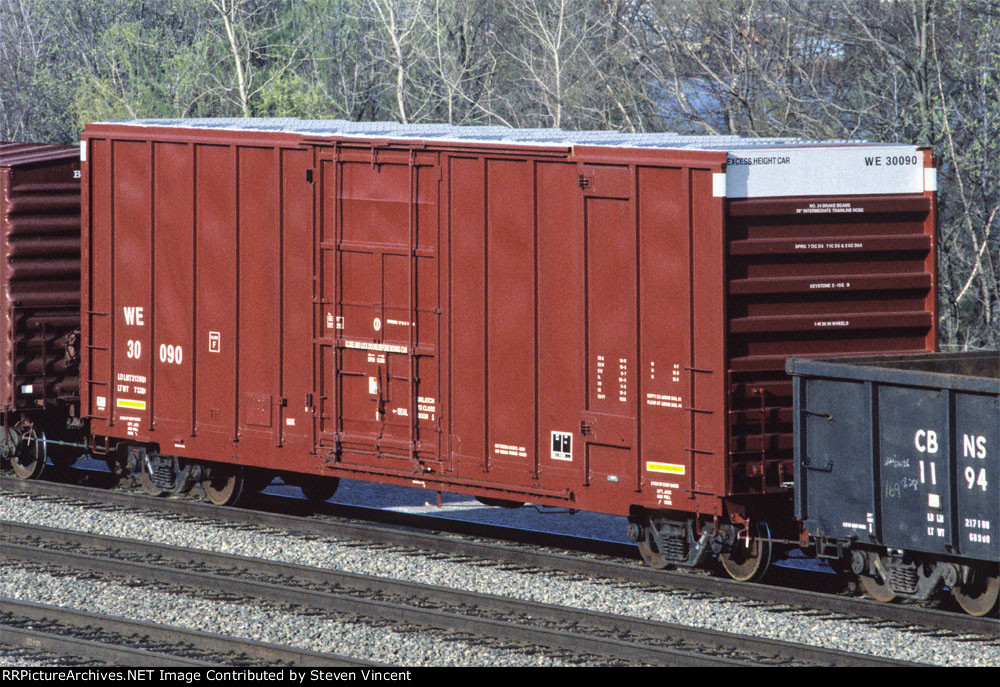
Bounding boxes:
[99,118,931,198]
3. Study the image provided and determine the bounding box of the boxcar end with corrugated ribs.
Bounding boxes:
[0,143,83,479]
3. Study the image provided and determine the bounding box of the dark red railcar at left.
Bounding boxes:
[0,142,83,478]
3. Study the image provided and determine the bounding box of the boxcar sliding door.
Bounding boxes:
[316,147,442,474]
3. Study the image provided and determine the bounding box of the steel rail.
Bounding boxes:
[0,624,214,667]
[0,597,376,667]
[3,477,996,637]
[1,537,744,667]
[3,521,912,667]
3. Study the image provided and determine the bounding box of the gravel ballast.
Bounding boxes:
[1,489,997,666]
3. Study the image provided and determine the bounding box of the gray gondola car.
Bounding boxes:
[788,352,999,615]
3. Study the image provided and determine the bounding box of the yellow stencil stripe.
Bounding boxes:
[646,462,685,474]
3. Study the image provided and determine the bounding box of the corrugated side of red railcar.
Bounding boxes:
[81,120,935,523]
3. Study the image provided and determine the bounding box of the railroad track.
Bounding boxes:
[1,520,910,667]
[3,477,996,639]
[1,597,373,667]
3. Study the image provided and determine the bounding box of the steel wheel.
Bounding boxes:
[10,429,46,480]
[203,466,246,506]
[105,455,126,480]
[720,521,773,582]
[952,566,999,617]
[300,477,340,504]
[858,556,897,603]
[1,426,20,468]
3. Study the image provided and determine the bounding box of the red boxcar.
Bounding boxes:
[80,120,936,575]
[1,142,82,477]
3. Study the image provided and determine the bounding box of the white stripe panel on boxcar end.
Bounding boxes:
[725,146,924,198]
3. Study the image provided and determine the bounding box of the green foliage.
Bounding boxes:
[70,21,174,124]
[257,72,337,118]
